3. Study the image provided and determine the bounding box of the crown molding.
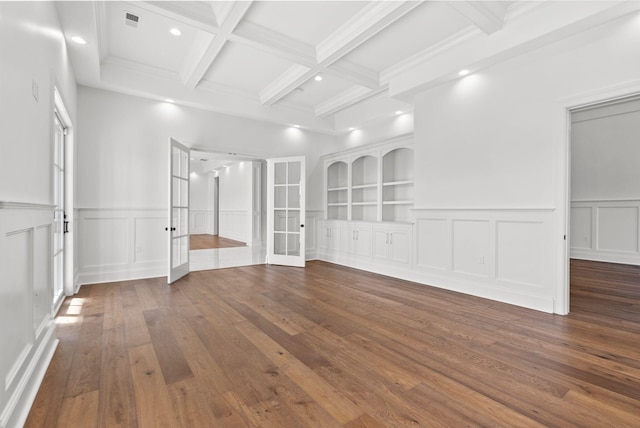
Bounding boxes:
[102,56,180,81]
[94,1,108,63]
[132,1,219,34]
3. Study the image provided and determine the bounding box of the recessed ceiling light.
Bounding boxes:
[349,127,356,131]
[395,110,403,115]
[165,98,174,103]
[458,69,471,76]
[170,28,182,36]
[293,125,300,128]
[314,75,323,82]
[71,36,87,45]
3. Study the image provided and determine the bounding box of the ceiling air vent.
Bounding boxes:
[125,12,139,28]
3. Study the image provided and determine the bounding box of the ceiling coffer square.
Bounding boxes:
[125,12,139,28]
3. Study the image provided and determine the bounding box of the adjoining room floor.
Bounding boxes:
[26,260,640,427]
[190,234,247,250]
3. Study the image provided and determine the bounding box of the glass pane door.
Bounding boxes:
[267,157,305,267]
[168,138,190,283]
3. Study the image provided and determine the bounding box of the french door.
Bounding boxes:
[266,156,305,267]
[168,138,190,283]
[53,111,66,307]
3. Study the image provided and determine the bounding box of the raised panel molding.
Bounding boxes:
[189,210,212,235]
[571,200,640,265]
[0,205,58,428]
[412,208,555,313]
[218,209,250,244]
[77,209,166,285]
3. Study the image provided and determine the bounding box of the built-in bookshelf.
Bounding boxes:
[327,161,348,220]
[324,136,413,223]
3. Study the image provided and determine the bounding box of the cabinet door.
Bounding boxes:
[329,226,341,252]
[342,225,357,255]
[354,227,372,258]
[388,230,411,265]
[373,230,390,260]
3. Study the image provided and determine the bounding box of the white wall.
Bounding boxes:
[0,3,77,427]
[189,169,213,235]
[410,12,640,313]
[570,98,640,265]
[76,87,340,282]
[218,161,252,243]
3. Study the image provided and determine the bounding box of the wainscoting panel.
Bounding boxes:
[416,218,449,271]
[0,203,58,428]
[570,206,592,250]
[452,220,489,277]
[219,210,250,243]
[77,209,166,285]
[571,200,640,265]
[189,210,213,235]
[597,206,638,252]
[496,221,546,288]
[33,224,52,339]
[133,217,166,264]
[305,211,321,260]
[412,209,555,313]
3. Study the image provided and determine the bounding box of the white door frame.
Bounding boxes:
[555,79,640,315]
[266,156,306,267]
[168,138,190,283]
[53,88,75,310]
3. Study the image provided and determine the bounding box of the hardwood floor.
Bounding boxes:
[190,234,246,250]
[26,260,640,427]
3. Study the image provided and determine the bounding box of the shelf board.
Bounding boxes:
[383,200,413,205]
[328,203,348,207]
[328,186,348,192]
[352,202,377,206]
[351,183,377,189]
[382,180,413,187]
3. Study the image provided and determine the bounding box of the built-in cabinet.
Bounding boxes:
[319,135,414,272]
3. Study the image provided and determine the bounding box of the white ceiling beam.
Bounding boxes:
[259,1,422,107]
[315,86,386,117]
[389,0,640,102]
[325,60,379,90]
[316,1,423,65]
[94,1,109,63]
[259,64,312,105]
[231,21,317,68]
[182,1,253,90]
[447,1,508,35]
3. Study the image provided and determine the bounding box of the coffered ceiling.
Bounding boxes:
[56,1,639,135]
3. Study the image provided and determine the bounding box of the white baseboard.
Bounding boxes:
[571,250,640,266]
[0,322,58,428]
[78,265,166,286]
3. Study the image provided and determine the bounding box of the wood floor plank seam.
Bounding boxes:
[25,259,640,428]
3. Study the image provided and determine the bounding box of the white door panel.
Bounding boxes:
[168,138,190,283]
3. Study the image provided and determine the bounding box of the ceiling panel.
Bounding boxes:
[106,2,201,73]
[279,73,355,108]
[243,1,368,46]
[200,41,294,94]
[340,1,472,72]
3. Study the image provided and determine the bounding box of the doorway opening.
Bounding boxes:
[188,150,267,271]
[566,92,640,316]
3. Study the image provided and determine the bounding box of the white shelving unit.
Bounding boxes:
[323,135,414,223]
[327,161,348,220]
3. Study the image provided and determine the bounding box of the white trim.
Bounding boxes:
[0,202,55,210]
[556,78,640,315]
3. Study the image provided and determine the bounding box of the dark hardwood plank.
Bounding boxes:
[25,259,640,427]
